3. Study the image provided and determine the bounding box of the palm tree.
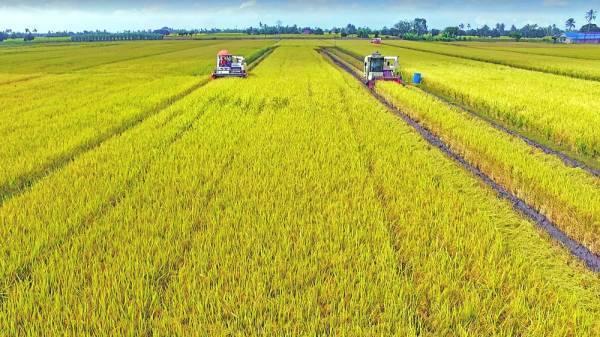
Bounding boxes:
[585,9,597,32]
[565,18,576,31]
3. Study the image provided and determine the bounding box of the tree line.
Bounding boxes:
[0,29,164,42]
[1,9,596,43]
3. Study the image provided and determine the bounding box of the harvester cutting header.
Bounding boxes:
[363,51,403,88]
[212,50,247,79]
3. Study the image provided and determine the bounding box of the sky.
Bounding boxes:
[0,1,596,32]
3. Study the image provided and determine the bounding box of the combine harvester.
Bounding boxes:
[212,50,247,79]
[363,51,403,88]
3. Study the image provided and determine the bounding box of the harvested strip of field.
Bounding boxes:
[337,40,600,164]
[325,45,598,175]
[324,47,600,272]
[2,45,598,336]
[323,47,600,256]
[385,40,600,81]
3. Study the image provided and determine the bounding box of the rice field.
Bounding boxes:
[0,39,599,335]
[335,40,600,164]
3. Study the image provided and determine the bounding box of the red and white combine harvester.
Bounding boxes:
[363,51,403,88]
[371,37,382,44]
[212,50,247,79]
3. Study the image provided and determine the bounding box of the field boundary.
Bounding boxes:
[0,46,278,207]
[450,43,600,61]
[320,47,600,272]
[381,42,600,82]
[327,46,599,176]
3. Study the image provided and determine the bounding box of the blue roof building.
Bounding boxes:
[560,32,600,44]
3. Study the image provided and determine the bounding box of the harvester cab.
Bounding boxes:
[212,50,247,79]
[364,51,403,88]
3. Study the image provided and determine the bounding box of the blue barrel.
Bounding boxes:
[413,72,422,85]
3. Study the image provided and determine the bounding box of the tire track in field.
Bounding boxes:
[320,48,600,272]
[0,93,225,307]
[0,46,277,207]
[380,42,600,82]
[0,74,45,86]
[326,46,599,177]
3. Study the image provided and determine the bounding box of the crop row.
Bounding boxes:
[324,46,600,255]
[1,45,598,335]
[385,40,600,81]
[336,41,600,163]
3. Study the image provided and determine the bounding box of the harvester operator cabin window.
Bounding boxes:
[370,58,384,72]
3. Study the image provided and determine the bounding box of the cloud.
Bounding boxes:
[240,0,257,9]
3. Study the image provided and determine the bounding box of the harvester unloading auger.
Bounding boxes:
[363,51,403,88]
[212,50,247,79]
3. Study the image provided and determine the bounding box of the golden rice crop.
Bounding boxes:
[0,44,598,336]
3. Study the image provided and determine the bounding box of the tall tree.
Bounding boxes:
[585,9,597,32]
[345,23,357,35]
[565,18,576,31]
[393,20,412,36]
[413,18,427,35]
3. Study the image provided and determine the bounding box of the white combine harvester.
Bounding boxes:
[212,49,247,79]
[363,51,403,88]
